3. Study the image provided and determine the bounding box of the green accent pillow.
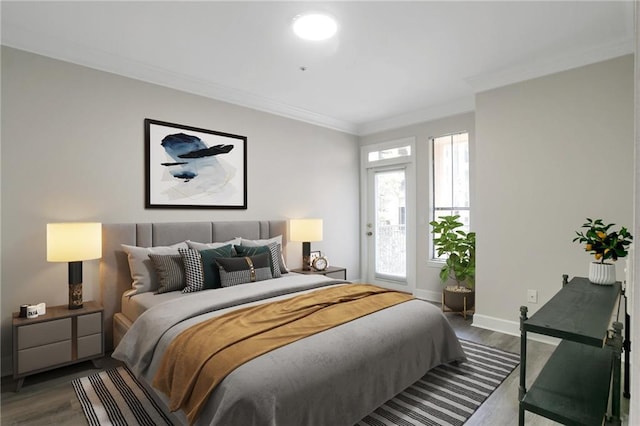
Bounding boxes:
[200,244,234,289]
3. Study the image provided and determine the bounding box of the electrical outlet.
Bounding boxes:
[527,289,538,304]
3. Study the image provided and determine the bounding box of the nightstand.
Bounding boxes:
[291,266,347,280]
[12,300,104,391]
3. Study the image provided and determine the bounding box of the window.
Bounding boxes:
[431,132,470,259]
[367,145,411,163]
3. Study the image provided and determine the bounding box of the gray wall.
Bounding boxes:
[358,55,634,337]
[474,55,634,332]
[632,6,640,422]
[0,47,360,373]
[1,46,634,376]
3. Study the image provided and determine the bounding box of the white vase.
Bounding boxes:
[588,262,616,285]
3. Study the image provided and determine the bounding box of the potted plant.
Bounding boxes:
[573,218,633,285]
[430,215,475,317]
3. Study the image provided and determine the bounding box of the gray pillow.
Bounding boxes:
[186,238,241,251]
[148,254,185,293]
[241,235,288,273]
[234,243,282,278]
[122,242,188,294]
[216,253,273,287]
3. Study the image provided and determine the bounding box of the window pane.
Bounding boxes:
[433,136,452,208]
[431,132,470,261]
[375,169,406,278]
[452,133,469,208]
[368,145,412,163]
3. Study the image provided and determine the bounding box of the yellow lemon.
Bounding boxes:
[585,244,593,251]
[597,231,607,239]
[595,253,603,260]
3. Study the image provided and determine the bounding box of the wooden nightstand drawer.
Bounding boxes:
[17,318,71,350]
[17,340,72,374]
[78,312,102,337]
[77,333,102,359]
[12,301,104,391]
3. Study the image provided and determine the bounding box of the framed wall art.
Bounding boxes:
[145,119,247,209]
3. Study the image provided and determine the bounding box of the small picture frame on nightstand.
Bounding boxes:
[309,251,321,266]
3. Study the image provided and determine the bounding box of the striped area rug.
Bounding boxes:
[72,366,174,426]
[358,339,520,426]
[73,339,519,426]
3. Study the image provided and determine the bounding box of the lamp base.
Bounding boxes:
[69,282,83,310]
[302,241,311,271]
[302,255,311,271]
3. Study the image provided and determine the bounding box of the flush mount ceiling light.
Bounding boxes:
[292,13,337,41]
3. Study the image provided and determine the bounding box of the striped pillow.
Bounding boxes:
[178,248,205,293]
[216,253,273,287]
[122,242,188,294]
[240,236,288,274]
[234,243,282,278]
[148,254,185,293]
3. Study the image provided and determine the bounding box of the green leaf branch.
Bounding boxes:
[430,215,475,288]
[573,218,633,263]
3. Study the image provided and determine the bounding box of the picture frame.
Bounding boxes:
[145,118,247,209]
[309,250,321,265]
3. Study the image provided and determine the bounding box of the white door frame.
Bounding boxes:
[630,4,639,423]
[360,137,416,294]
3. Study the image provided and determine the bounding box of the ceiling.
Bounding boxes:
[1,1,635,135]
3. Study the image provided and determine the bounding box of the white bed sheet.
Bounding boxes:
[121,290,188,323]
[120,272,314,323]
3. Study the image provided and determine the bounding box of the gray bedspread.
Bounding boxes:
[112,275,465,426]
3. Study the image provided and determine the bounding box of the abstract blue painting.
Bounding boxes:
[145,119,247,209]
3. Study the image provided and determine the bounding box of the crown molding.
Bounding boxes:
[1,24,358,135]
[466,36,635,94]
[356,97,475,136]
[2,22,634,138]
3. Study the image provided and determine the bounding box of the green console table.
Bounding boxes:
[519,276,624,426]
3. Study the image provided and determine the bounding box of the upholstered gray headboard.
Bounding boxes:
[99,220,287,350]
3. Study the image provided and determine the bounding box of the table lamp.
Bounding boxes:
[47,222,102,309]
[290,218,323,270]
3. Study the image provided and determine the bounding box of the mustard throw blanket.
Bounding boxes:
[153,283,414,424]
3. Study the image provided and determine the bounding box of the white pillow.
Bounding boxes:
[241,235,289,273]
[186,237,241,251]
[121,242,188,294]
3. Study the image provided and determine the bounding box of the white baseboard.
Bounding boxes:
[414,288,441,302]
[472,313,560,346]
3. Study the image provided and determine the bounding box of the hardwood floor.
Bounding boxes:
[447,312,557,426]
[0,311,629,425]
[444,312,629,426]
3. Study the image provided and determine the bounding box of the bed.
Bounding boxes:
[101,220,465,426]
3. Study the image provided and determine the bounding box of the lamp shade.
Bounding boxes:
[47,222,102,262]
[290,219,323,242]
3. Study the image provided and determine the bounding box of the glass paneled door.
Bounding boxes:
[366,166,410,291]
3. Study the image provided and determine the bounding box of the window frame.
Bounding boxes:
[360,137,417,293]
[428,131,471,263]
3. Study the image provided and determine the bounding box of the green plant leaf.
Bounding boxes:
[573,218,633,263]
[431,215,475,286]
